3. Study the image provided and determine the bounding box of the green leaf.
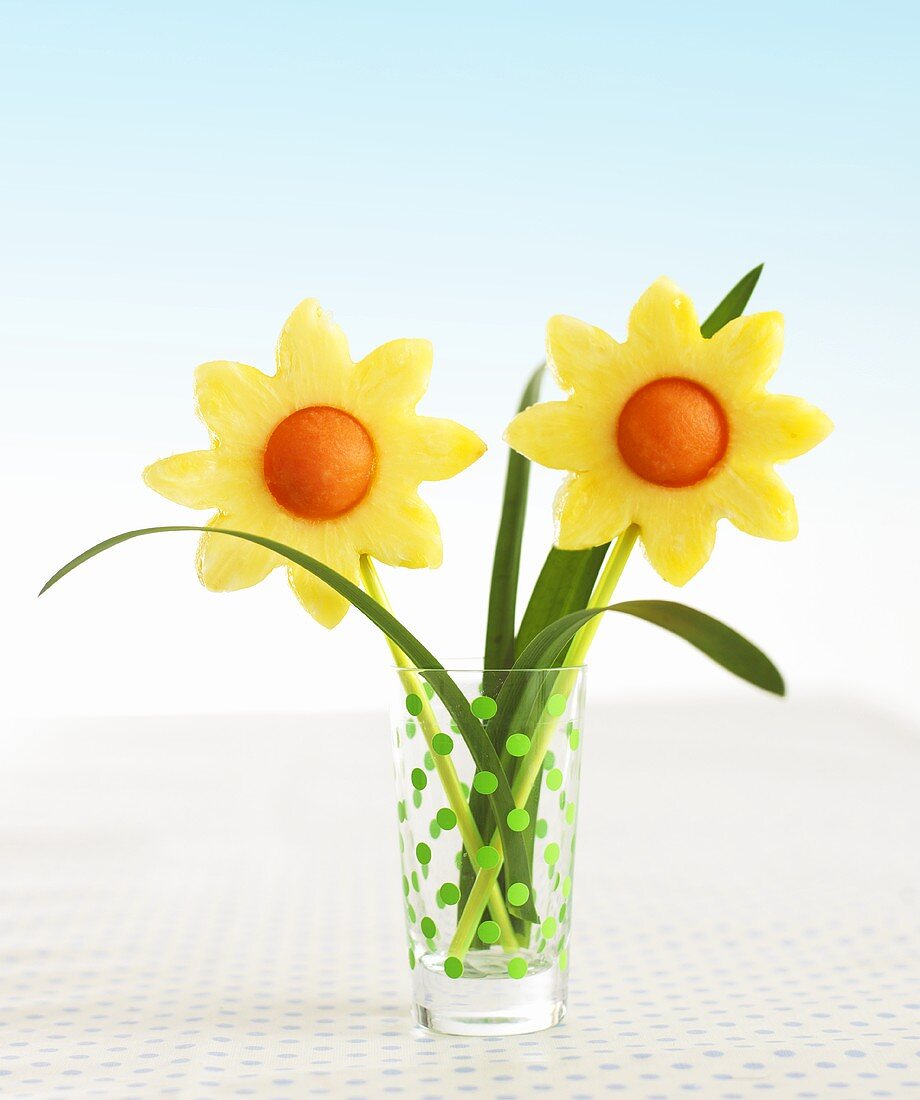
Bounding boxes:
[40,525,539,919]
[505,598,784,704]
[515,544,608,657]
[699,263,764,339]
[483,363,543,695]
[607,600,784,694]
[490,597,784,753]
[462,364,542,924]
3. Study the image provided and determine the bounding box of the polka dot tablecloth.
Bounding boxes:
[1,698,919,1098]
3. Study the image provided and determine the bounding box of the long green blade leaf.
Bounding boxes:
[508,598,784,701]
[41,525,539,919]
[515,544,608,657]
[700,263,764,339]
[483,363,543,693]
[463,364,543,930]
[491,597,783,753]
[608,600,784,694]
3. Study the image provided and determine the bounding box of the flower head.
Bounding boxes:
[145,300,486,626]
[504,278,832,585]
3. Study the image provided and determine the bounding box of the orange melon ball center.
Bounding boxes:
[616,377,728,488]
[263,406,376,520]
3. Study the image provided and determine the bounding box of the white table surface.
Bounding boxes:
[1,698,918,1099]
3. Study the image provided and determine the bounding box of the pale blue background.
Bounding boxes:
[1,1,917,720]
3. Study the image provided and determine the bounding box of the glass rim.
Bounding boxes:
[392,664,586,674]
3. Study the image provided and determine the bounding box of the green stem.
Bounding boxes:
[359,556,518,953]
[447,525,640,959]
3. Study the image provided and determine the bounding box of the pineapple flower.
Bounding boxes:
[504,278,832,584]
[144,301,486,626]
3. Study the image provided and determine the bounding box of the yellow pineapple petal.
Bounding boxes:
[716,464,799,541]
[546,315,629,396]
[410,416,487,481]
[275,298,351,380]
[144,449,259,510]
[354,492,443,569]
[639,506,718,586]
[736,394,834,462]
[505,401,608,473]
[287,554,357,629]
[194,360,283,449]
[554,472,633,550]
[627,277,703,360]
[704,312,784,395]
[354,339,433,412]
[196,511,286,591]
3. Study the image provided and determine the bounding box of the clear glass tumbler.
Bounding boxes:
[390,663,586,1035]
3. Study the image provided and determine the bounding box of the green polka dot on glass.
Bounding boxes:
[401,875,409,897]
[476,845,500,869]
[410,768,427,791]
[411,871,420,892]
[559,949,568,971]
[473,770,498,795]
[429,820,441,840]
[544,842,560,865]
[405,720,416,740]
[546,767,563,791]
[477,920,501,944]
[535,818,548,839]
[436,807,457,830]
[470,695,497,720]
[408,947,416,970]
[431,732,454,756]
[559,791,566,810]
[543,751,555,770]
[444,956,463,979]
[562,875,572,898]
[507,881,530,907]
[506,807,530,832]
[423,750,435,771]
[546,692,567,716]
[559,902,567,923]
[407,902,416,923]
[542,916,557,938]
[569,726,581,750]
[405,693,423,716]
[506,733,531,757]
[439,882,460,905]
[415,842,431,865]
[420,916,437,939]
[397,800,406,823]
[565,802,576,825]
[507,957,527,979]
[423,681,435,699]
[412,789,422,809]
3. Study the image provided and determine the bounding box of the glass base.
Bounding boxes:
[411,951,568,1036]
